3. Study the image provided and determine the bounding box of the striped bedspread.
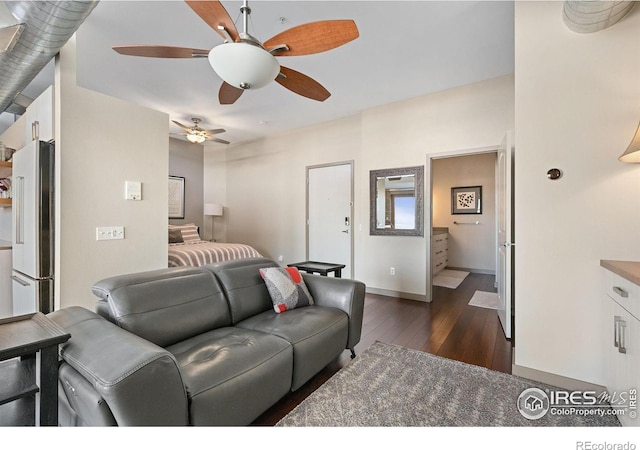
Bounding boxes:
[168,241,262,267]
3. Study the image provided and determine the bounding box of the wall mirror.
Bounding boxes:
[370,165,424,236]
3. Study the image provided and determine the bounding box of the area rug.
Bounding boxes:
[468,290,498,310]
[276,341,620,427]
[432,269,469,289]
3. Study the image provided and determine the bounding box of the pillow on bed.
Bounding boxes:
[168,229,183,244]
[259,267,314,313]
[168,223,200,242]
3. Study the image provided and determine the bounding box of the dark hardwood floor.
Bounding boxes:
[252,272,512,426]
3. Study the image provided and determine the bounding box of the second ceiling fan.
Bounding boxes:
[113,0,359,105]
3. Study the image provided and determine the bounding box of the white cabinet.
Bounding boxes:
[602,261,639,427]
[431,230,448,275]
[23,85,54,144]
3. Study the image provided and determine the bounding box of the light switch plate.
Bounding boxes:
[96,226,124,240]
[125,181,142,200]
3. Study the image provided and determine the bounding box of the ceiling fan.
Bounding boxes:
[171,117,230,144]
[112,0,359,105]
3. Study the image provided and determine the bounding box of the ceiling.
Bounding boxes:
[0,1,515,146]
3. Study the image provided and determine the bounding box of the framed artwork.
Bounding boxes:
[168,176,185,219]
[451,186,482,215]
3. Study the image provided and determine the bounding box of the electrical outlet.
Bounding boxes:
[390,267,395,276]
[96,226,125,241]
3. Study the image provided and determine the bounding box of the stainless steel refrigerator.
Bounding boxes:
[11,140,54,315]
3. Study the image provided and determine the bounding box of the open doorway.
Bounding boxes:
[425,137,513,341]
[431,152,498,287]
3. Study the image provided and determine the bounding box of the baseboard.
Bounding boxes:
[511,361,605,392]
[366,287,427,302]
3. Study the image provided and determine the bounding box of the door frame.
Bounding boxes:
[425,145,500,303]
[305,160,355,278]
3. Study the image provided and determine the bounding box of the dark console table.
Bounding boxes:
[288,261,346,278]
[0,312,70,426]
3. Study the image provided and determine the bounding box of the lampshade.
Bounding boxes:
[619,121,640,163]
[204,203,223,216]
[208,42,280,90]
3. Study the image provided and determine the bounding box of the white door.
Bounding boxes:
[307,163,353,278]
[497,133,514,339]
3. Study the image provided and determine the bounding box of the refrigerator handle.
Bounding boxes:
[11,275,30,287]
[15,175,24,244]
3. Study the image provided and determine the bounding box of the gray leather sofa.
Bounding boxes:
[47,257,365,426]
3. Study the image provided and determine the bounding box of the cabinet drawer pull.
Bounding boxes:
[613,286,629,298]
[618,319,627,354]
[614,316,628,354]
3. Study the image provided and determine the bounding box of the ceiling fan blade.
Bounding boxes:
[219,82,244,105]
[205,136,230,144]
[264,20,359,56]
[276,66,330,102]
[171,120,193,132]
[185,0,240,42]
[204,128,226,134]
[113,45,208,58]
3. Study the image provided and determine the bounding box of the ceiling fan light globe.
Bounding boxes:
[209,43,280,90]
[187,133,205,144]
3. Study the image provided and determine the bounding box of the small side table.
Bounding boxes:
[288,261,346,278]
[0,312,71,426]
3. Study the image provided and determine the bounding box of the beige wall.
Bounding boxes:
[55,36,169,311]
[432,153,497,273]
[203,146,228,243]
[514,3,640,385]
[169,137,204,230]
[205,75,514,300]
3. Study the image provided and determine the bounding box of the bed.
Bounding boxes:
[168,223,262,267]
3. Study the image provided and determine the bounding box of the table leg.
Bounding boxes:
[37,346,59,426]
[335,269,342,278]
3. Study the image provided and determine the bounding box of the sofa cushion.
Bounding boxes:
[259,266,314,313]
[167,327,293,425]
[237,306,348,391]
[204,257,279,324]
[92,266,231,347]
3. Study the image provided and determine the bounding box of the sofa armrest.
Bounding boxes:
[47,306,189,426]
[301,274,365,351]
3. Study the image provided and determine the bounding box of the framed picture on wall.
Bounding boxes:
[168,176,185,219]
[451,186,482,215]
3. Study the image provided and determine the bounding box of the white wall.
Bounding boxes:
[55,36,169,311]
[205,75,514,300]
[203,146,228,243]
[169,137,204,230]
[432,153,497,273]
[514,3,640,385]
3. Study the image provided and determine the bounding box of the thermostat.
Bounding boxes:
[125,181,142,200]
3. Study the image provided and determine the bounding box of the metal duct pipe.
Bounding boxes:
[0,1,99,114]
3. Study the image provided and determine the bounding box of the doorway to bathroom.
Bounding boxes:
[426,135,513,340]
